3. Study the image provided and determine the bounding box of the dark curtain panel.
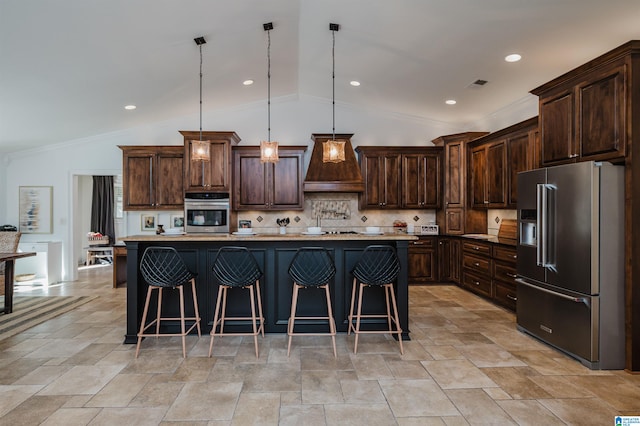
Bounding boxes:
[91,176,115,244]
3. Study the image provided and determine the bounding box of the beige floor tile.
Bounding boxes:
[62,343,121,365]
[396,418,449,426]
[278,404,325,426]
[421,344,464,360]
[85,373,152,407]
[40,407,101,426]
[445,388,516,425]
[349,354,394,380]
[167,356,217,383]
[569,375,640,411]
[421,359,498,389]
[497,399,565,425]
[12,365,71,386]
[379,379,459,417]
[301,370,343,404]
[0,394,69,425]
[527,374,596,398]
[128,381,185,408]
[24,337,94,359]
[299,347,353,371]
[539,397,619,425]
[241,363,301,393]
[37,364,126,396]
[323,403,397,426]
[164,381,242,421]
[386,359,431,379]
[231,392,280,425]
[455,343,527,368]
[85,407,167,425]
[340,379,386,404]
[481,367,552,399]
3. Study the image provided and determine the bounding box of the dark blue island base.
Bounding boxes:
[122,234,413,344]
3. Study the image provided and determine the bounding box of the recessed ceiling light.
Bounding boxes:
[124,105,136,110]
[243,79,254,86]
[350,81,360,86]
[505,53,522,63]
[445,99,456,105]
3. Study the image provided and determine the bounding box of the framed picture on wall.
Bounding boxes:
[170,215,184,228]
[19,186,53,234]
[141,214,156,231]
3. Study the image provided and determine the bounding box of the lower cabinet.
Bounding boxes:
[408,237,438,284]
[461,240,492,298]
[491,245,518,310]
[438,237,460,284]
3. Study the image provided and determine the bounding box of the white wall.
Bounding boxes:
[1,94,537,281]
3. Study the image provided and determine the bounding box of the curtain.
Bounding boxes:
[90,176,115,244]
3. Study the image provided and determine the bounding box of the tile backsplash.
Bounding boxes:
[487,209,517,236]
[237,193,436,234]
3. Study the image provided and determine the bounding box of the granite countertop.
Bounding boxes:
[121,232,419,242]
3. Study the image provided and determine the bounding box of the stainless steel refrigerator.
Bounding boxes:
[516,161,624,369]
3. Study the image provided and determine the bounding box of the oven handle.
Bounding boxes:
[185,201,230,207]
[515,278,590,308]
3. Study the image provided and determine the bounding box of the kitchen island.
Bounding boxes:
[121,233,417,344]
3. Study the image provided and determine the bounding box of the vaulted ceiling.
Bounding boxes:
[1,0,639,154]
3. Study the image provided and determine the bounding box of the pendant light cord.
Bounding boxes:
[199,44,203,142]
[332,28,336,141]
[267,29,271,142]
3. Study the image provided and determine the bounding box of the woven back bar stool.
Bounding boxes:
[348,245,404,354]
[136,247,201,358]
[209,246,264,358]
[287,247,337,357]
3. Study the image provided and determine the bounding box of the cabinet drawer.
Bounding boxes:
[462,253,491,275]
[494,280,517,311]
[462,271,492,298]
[493,245,517,263]
[492,261,517,284]
[462,241,491,256]
[410,237,436,248]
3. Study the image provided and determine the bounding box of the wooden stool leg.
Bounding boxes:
[249,285,259,358]
[388,284,404,355]
[155,288,163,337]
[348,277,358,335]
[323,284,337,358]
[179,285,186,358]
[209,285,225,357]
[255,280,265,337]
[287,284,300,356]
[191,278,201,336]
[354,283,366,354]
[136,286,154,358]
[384,284,392,332]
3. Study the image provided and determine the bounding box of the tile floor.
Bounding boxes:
[1,265,639,425]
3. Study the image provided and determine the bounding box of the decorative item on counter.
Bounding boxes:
[156,224,165,235]
[239,220,252,229]
[276,217,290,234]
[393,220,407,233]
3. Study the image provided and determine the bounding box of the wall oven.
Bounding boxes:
[184,192,230,233]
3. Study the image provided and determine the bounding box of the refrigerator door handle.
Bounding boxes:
[536,184,544,266]
[516,278,591,308]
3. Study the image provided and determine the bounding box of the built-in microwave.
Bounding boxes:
[184,192,230,233]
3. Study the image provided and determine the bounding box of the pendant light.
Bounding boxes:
[260,22,279,163]
[191,36,210,162]
[323,23,346,163]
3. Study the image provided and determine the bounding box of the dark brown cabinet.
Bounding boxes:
[468,117,538,209]
[461,240,492,299]
[533,59,626,166]
[402,152,441,209]
[356,146,442,210]
[181,131,240,192]
[492,245,518,311]
[232,146,306,211]
[408,237,438,284]
[432,132,488,235]
[438,237,460,284]
[120,146,184,211]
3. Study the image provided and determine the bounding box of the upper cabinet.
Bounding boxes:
[355,146,442,210]
[120,146,184,211]
[531,46,633,166]
[181,131,240,192]
[356,148,401,209]
[232,146,306,211]
[468,117,539,209]
[432,132,488,234]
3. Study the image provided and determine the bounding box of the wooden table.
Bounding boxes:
[1,252,36,314]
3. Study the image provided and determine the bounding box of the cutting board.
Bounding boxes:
[498,219,517,240]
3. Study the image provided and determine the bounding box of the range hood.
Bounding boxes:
[303,133,364,192]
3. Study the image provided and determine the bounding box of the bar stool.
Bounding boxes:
[348,245,404,354]
[136,246,201,358]
[209,246,264,358]
[287,247,337,357]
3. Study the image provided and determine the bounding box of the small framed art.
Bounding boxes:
[141,214,157,231]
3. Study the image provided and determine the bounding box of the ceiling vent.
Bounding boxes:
[467,79,488,89]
